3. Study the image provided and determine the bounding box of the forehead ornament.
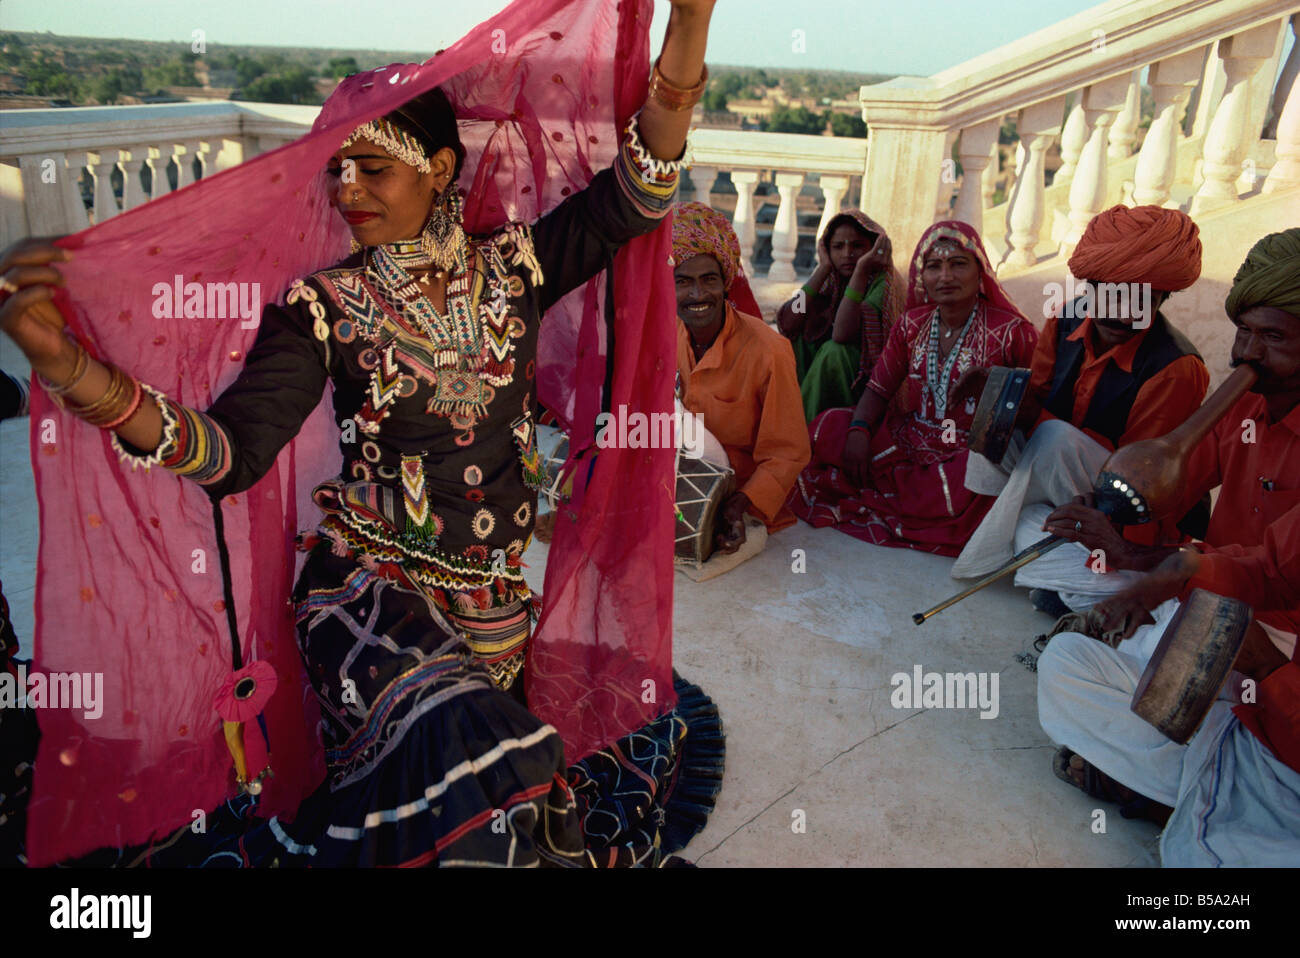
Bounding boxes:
[340,117,432,173]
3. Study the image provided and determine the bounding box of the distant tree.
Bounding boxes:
[763,105,824,136]
[239,66,316,104]
[327,55,360,79]
[88,73,124,104]
[702,87,728,112]
[234,56,268,87]
[828,111,867,138]
[144,56,198,88]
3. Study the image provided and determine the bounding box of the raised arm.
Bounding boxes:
[0,238,329,499]
[529,1,715,312]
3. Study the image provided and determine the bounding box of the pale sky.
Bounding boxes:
[1,0,1113,76]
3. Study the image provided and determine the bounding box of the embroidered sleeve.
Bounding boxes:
[110,383,234,487]
[613,111,685,220]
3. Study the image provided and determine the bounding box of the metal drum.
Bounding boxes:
[968,365,1031,465]
[1131,589,1252,744]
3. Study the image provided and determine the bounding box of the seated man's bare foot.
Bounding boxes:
[1052,747,1173,826]
[533,510,556,543]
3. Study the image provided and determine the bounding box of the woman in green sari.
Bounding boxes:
[776,210,903,422]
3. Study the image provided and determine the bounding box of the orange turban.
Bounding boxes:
[1067,205,1202,292]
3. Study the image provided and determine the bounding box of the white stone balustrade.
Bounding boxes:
[857,0,1299,273]
[1191,19,1286,215]
[768,172,805,282]
[1264,67,1300,192]
[0,101,319,244]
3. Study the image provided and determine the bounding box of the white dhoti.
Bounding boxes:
[1038,626,1300,867]
[952,419,1143,609]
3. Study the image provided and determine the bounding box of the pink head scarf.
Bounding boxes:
[26,0,676,864]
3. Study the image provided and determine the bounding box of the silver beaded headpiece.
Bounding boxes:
[340,116,432,173]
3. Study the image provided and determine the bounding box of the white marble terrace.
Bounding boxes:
[1,0,1299,866]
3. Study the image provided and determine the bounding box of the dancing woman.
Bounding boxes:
[0,0,720,866]
[790,221,1038,555]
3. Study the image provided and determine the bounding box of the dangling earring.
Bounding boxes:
[421,186,465,276]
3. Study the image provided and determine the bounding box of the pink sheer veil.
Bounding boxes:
[25,0,676,865]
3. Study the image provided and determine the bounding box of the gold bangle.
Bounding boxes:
[39,343,90,397]
[649,57,707,112]
[69,363,137,427]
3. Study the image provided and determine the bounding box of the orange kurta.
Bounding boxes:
[676,305,811,530]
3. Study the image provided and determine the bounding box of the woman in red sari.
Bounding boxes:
[790,221,1038,555]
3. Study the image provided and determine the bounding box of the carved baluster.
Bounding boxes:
[952,119,999,227]
[1107,71,1142,161]
[1263,14,1300,140]
[689,164,718,206]
[119,146,150,211]
[88,151,120,224]
[1003,97,1064,269]
[815,174,850,244]
[1263,70,1300,193]
[1190,21,1284,215]
[981,142,999,210]
[1134,49,1205,207]
[935,130,958,220]
[1061,75,1129,253]
[730,170,760,279]
[147,145,174,199]
[769,171,805,282]
[1055,102,1087,186]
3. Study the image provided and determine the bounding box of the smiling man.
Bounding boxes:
[1035,229,1300,866]
[671,202,809,555]
[951,205,1209,615]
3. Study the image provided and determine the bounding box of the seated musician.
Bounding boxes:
[950,205,1209,615]
[775,211,904,423]
[1036,229,1300,865]
[672,202,810,555]
[790,221,1037,555]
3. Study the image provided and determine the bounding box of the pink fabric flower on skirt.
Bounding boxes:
[213,660,278,723]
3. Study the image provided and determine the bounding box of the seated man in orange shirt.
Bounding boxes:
[671,202,810,556]
[1037,229,1300,864]
[951,205,1209,614]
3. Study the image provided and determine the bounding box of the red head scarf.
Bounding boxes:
[906,220,1027,319]
[27,0,676,865]
[1067,204,1202,292]
[669,201,763,318]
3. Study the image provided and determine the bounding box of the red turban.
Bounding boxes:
[1067,205,1202,291]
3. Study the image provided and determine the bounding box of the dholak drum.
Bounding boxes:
[968,366,1031,465]
[674,453,732,567]
[1130,589,1252,744]
[537,427,732,567]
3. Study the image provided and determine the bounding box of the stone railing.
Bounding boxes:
[0,101,318,246]
[685,128,867,281]
[859,0,1300,274]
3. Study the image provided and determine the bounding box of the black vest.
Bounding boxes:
[1043,300,1201,449]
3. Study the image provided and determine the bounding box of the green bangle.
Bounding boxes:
[843,286,865,304]
[800,283,818,296]
[850,419,871,429]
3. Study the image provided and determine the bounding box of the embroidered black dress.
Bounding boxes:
[95,124,725,867]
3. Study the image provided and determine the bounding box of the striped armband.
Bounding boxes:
[109,384,233,486]
[614,111,685,219]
